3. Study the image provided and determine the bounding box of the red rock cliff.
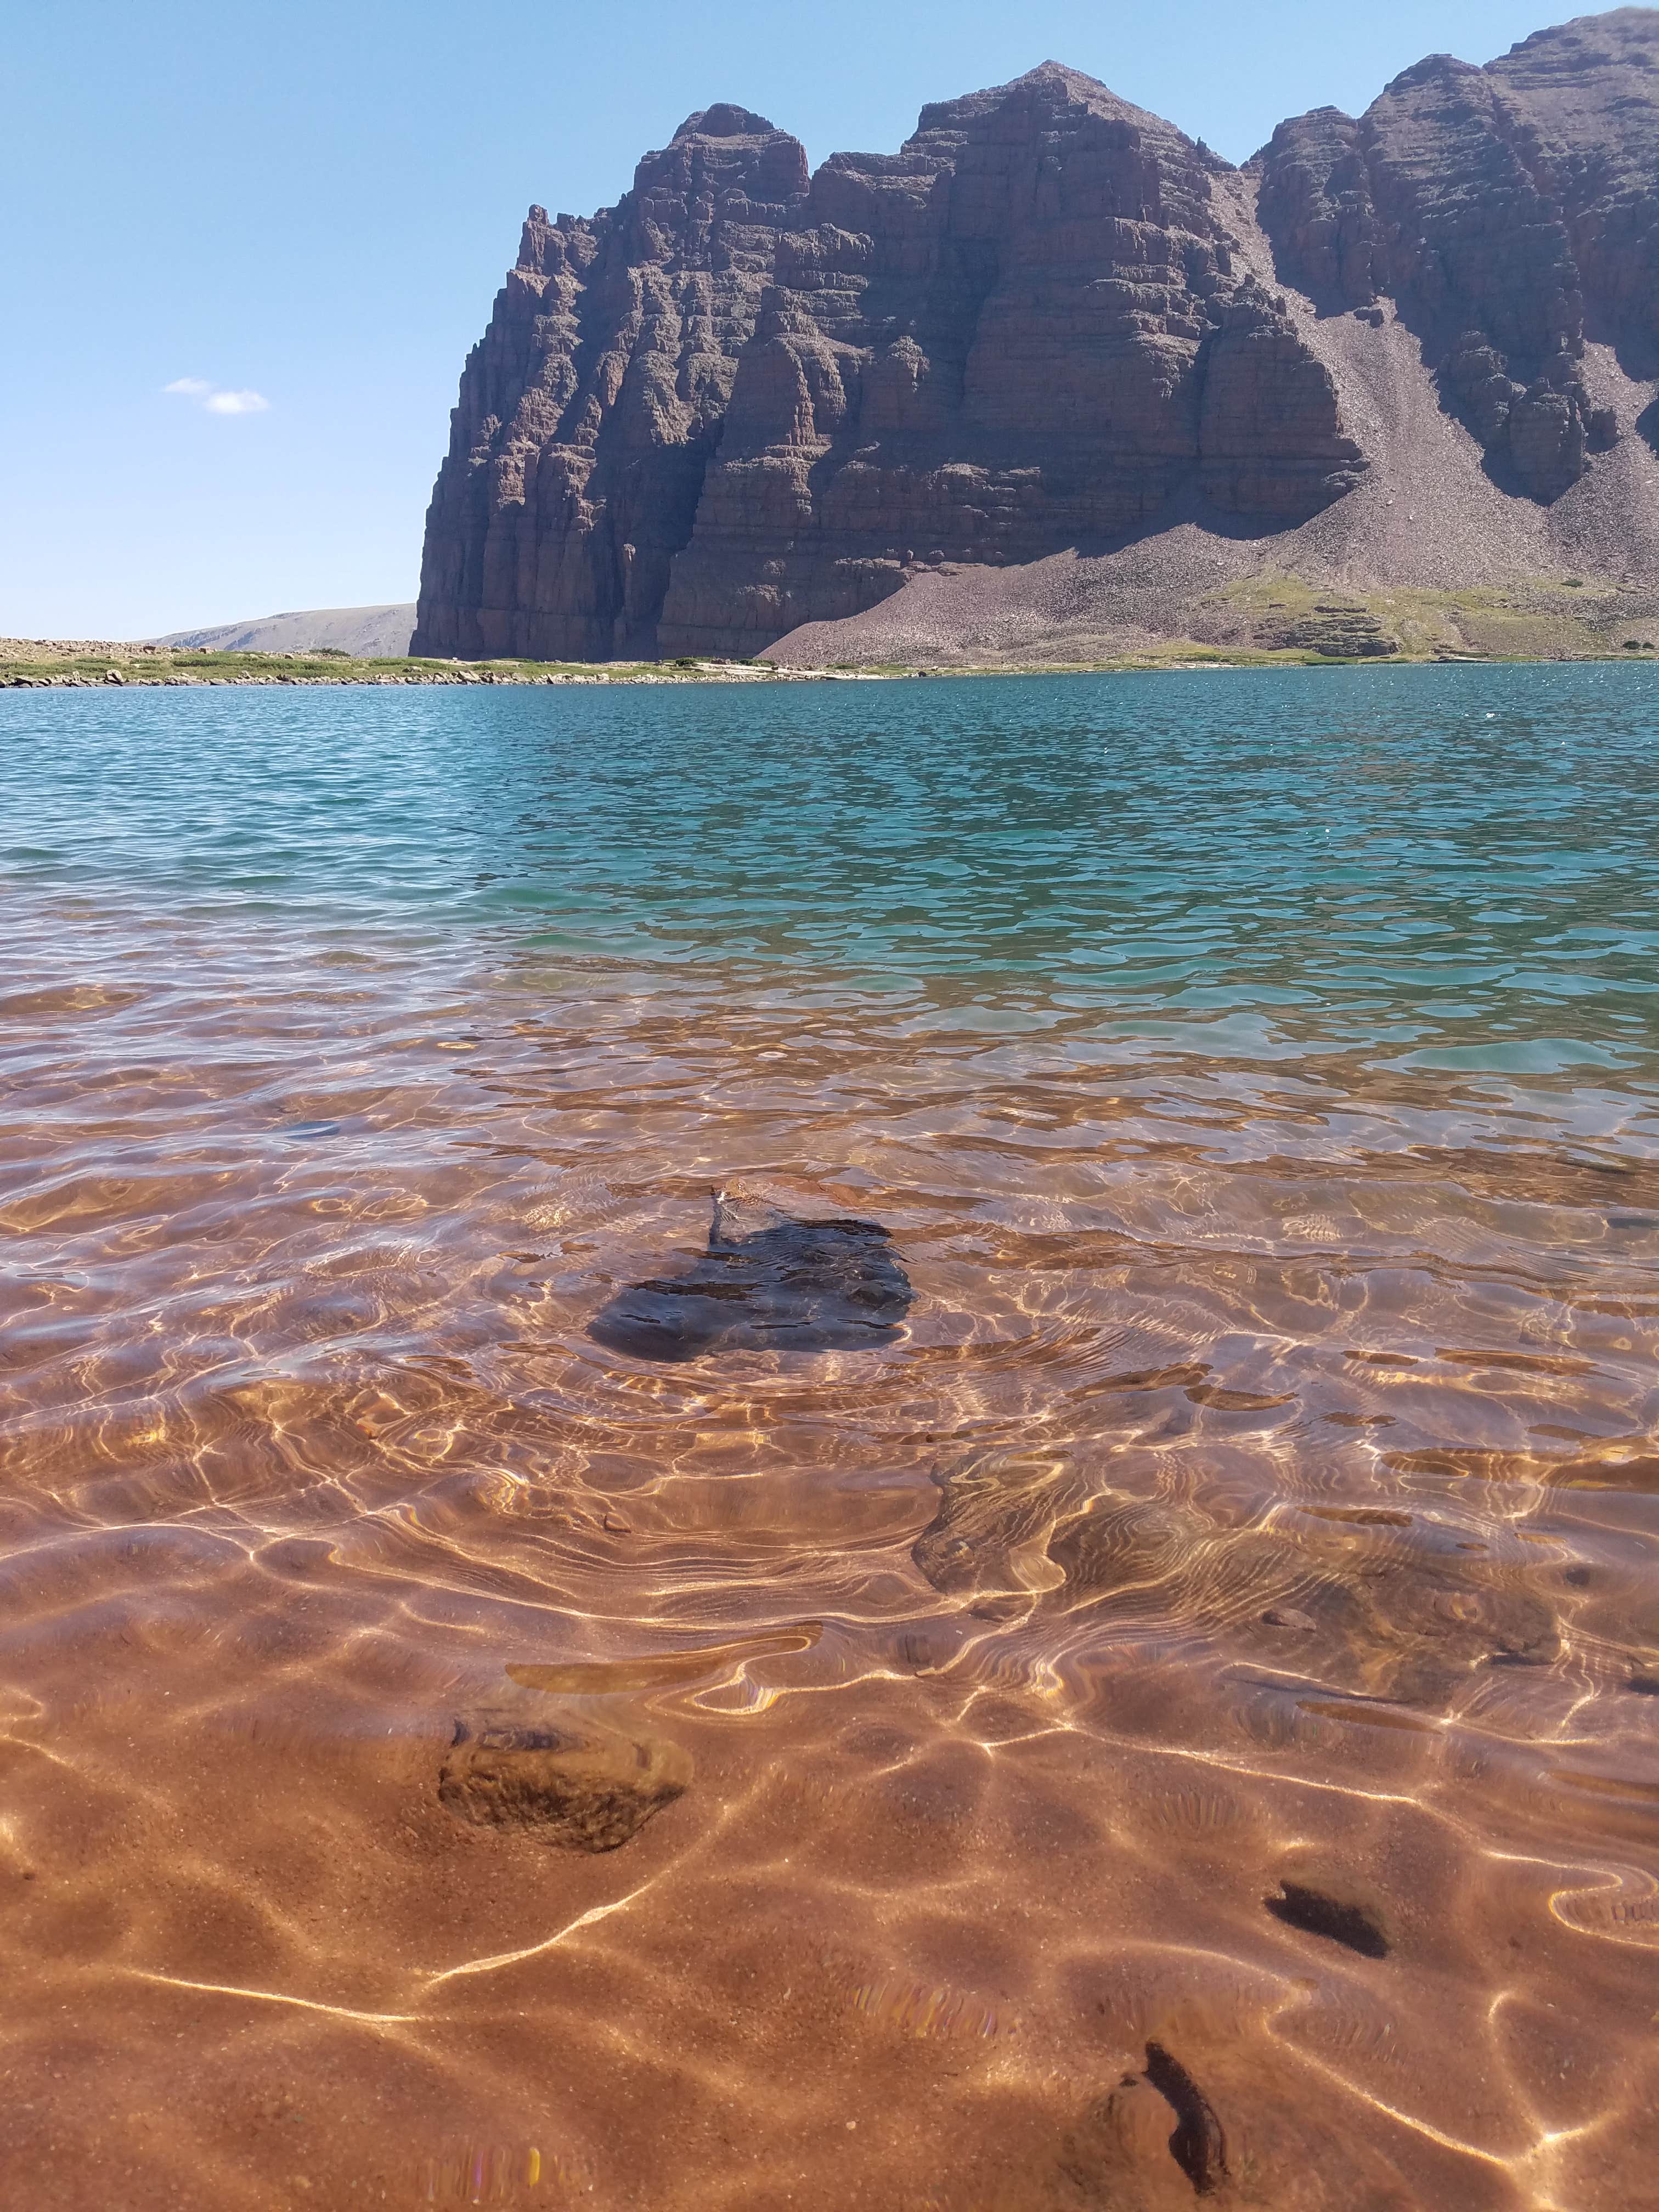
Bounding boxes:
[1256,9,1659,500]
[415,106,808,659]
[414,12,1659,661]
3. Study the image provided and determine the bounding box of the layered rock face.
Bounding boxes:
[1257,9,1658,500]
[415,108,809,659]
[416,68,1361,658]
[415,10,1659,661]
[656,68,1362,655]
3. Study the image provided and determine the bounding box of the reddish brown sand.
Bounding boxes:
[3,905,1658,2212]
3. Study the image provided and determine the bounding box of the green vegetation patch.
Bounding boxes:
[0,647,778,689]
[1206,571,1645,664]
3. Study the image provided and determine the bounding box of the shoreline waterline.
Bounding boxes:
[8,638,1659,690]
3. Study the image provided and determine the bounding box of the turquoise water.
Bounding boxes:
[5,664,1657,1078]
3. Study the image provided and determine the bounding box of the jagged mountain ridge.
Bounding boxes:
[414,9,1659,664]
[1258,12,1659,499]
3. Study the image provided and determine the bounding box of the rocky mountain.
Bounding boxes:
[414,9,1659,666]
[416,109,809,661]
[1258,12,1658,500]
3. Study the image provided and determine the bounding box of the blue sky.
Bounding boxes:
[3,0,1575,638]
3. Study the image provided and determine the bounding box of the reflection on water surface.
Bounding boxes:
[1,669,1657,2209]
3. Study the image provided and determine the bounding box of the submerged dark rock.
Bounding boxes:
[589,1189,912,1361]
[439,1716,690,1850]
[1061,2041,1229,2204]
[1266,1880,1391,1959]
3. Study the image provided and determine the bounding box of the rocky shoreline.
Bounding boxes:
[0,645,912,689]
[4,631,1657,691]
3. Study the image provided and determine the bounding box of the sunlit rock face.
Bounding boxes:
[1256,9,1659,501]
[415,11,1659,660]
[414,68,1361,661]
[655,66,1364,656]
[414,107,810,661]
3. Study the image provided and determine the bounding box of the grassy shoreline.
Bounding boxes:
[1,651,866,689]
[6,645,1657,688]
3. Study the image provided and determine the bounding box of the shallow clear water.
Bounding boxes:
[3,668,1658,2211]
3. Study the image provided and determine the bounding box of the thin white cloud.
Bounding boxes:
[163,377,272,415]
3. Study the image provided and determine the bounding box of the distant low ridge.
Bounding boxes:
[146,605,415,657]
[414,9,1659,667]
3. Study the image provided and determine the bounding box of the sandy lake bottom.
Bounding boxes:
[2,667,1658,2209]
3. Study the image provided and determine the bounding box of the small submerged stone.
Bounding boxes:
[439,1717,690,1852]
[589,1187,912,1361]
[1062,2040,1228,2203]
[1265,1879,1391,1959]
